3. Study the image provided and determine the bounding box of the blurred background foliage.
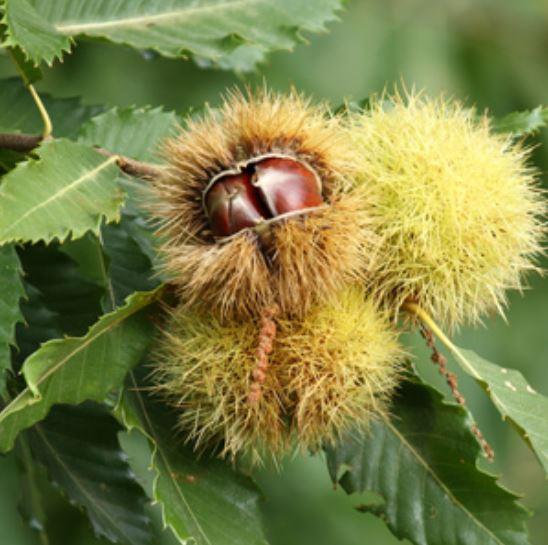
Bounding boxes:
[0,0,546,544]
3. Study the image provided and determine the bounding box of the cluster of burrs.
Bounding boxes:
[148,89,543,464]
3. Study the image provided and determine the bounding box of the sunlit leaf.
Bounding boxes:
[443,344,548,476]
[0,139,123,244]
[4,0,342,70]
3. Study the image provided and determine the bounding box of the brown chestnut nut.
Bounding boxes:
[204,156,323,237]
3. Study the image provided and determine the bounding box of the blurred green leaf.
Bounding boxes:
[0,139,123,244]
[117,378,270,545]
[325,380,531,545]
[444,345,548,476]
[493,107,548,137]
[1,0,71,66]
[0,77,104,136]
[0,289,160,453]
[4,0,341,71]
[28,402,153,545]
[0,244,25,393]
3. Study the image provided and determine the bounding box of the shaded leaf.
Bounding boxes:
[325,380,531,545]
[443,344,548,476]
[18,243,104,338]
[2,0,71,66]
[0,139,123,244]
[14,435,49,537]
[0,244,25,392]
[6,0,341,71]
[102,219,159,307]
[28,402,152,545]
[0,289,160,453]
[493,106,548,137]
[117,376,269,545]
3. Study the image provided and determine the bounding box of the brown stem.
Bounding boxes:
[0,132,165,180]
[0,133,42,153]
[248,304,279,404]
[419,324,495,461]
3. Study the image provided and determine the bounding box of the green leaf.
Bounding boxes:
[28,402,153,545]
[19,243,104,338]
[2,0,71,66]
[78,105,175,271]
[0,139,123,244]
[0,288,160,453]
[0,77,104,136]
[0,244,25,393]
[441,344,548,476]
[7,45,42,85]
[78,106,178,162]
[325,380,531,545]
[492,106,548,137]
[102,219,159,307]
[6,0,341,70]
[117,377,269,545]
[14,435,49,538]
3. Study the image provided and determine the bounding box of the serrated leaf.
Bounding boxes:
[325,380,531,545]
[492,106,548,137]
[7,45,42,85]
[28,402,153,545]
[442,344,548,476]
[0,77,104,136]
[7,0,341,70]
[78,105,174,272]
[2,0,72,66]
[0,139,123,244]
[78,106,178,162]
[0,289,160,453]
[0,244,26,393]
[117,377,269,545]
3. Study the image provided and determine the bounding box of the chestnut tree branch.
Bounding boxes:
[0,132,165,180]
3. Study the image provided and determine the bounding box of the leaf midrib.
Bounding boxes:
[55,0,254,34]
[0,154,118,239]
[0,303,135,421]
[383,416,505,545]
[128,372,212,545]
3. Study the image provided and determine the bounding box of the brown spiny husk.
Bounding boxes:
[151,287,404,465]
[149,89,374,320]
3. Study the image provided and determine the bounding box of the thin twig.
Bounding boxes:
[0,133,42,152]
[0,132,165,180]
[248,304,279,404]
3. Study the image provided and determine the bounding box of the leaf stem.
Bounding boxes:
[27,85,53,140]
[402,302,495,460]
